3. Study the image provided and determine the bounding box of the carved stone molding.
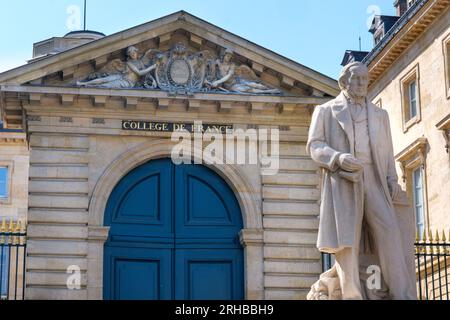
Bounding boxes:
[74,43,282,95]
[87,226,110,242]
[436,113,450,153]
[395,137,428,181]
[239,228,264,247]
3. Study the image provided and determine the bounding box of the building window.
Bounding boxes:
[443,33,450,99]
[395,137,429,238]
[408,80,418,119]
[412,167,425,238]
[0,167,8,199]
[400,64,421,132]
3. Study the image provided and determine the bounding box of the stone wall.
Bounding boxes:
[368,10,450,232]
[23,95,322,300]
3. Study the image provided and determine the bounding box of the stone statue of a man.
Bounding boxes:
[306,62,417,300]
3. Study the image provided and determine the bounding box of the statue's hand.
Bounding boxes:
[338,153,363,172]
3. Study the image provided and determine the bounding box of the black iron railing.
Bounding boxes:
[415,230,450,300]
[0,219,26,301]
[320,229,450,300]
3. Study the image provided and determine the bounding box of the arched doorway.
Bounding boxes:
[103,158,244,300]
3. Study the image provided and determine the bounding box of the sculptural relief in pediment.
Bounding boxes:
[75,43,282,95]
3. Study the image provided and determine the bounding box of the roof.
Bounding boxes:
[363,0,428,65]
[369,15,400,34]
[363,0,450,86]
[341,50,370,66]
[0,11,339,96]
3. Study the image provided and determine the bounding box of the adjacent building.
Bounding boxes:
[343,0,450,238]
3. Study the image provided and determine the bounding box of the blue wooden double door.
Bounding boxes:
[103,159,244,300]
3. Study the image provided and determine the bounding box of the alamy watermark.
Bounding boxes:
[366,5,382,29]
[66,5,82,31]
[170,121,280,175]
[66,265,81,290]
[366,265,382,290]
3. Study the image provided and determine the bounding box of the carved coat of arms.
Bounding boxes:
[76,43,281,95]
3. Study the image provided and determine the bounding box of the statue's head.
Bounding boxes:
[339,62,369,99]
[127,46,139,60]
[223,48,234,62]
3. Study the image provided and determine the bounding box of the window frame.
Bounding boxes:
[395,138,429,238]
[400,64,421,132]
[0,162,13,205]
[443,32,450,99]
[412,166,425,239]
[408,80,418,119]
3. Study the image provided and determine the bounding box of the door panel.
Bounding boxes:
[175,249,244,300]
[104,246,172,300]
[104,159,244,300]
[117,174,160,220]
[174,165,242,241]
[105,159,173,240]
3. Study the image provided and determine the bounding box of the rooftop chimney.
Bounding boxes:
[394,0,408,16]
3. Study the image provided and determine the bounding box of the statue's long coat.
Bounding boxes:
[307,93,399,254]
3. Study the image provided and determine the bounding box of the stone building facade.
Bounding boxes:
[364,0,450,236]
[0,127,28,221]
[0,11,339,300]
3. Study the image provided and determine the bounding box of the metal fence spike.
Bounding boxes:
[20,219,26,233]
[8,218,14,232]
[428,229,434,254]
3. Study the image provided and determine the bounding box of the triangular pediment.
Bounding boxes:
[0,11,338,97]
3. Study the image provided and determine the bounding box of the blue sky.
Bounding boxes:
[0,0,396,79]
